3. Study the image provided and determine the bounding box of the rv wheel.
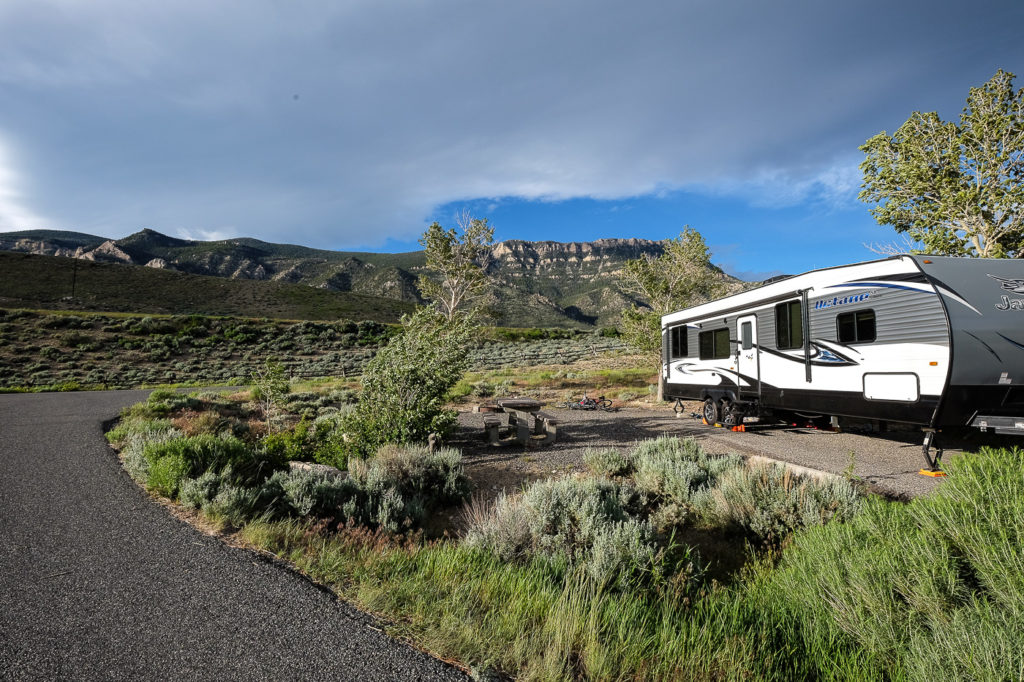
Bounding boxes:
[721,402,739,426]
[702,398,720,424]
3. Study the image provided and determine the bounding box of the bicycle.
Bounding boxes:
[557,392,614,411]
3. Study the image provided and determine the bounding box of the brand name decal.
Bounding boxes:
[814,292,870,310]
[987,275,1024,310]
[995,295,1024,311]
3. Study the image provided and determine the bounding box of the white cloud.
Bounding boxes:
[695,157,865,211]
[174,227,239,242]
[0,0,1019,247]
[0,137,50,232]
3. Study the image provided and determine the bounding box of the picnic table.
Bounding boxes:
[483,398,559,446]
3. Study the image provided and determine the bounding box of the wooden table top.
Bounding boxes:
[495,397,542,411]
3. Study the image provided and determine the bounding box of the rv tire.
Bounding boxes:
[702,398,720,425]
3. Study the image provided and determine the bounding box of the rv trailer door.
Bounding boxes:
[736,315,760,398]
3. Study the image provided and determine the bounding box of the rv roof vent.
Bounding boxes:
[762,274,794,285]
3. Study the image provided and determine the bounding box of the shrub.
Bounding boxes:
[147,452,190,498]
[583,448,633,478]
[362,444,470,506]
[262,418,313,462]
[348,444,471,531]
[343,309,476,458]
[180,471,221,509]
[143,389,201,417]
[60,331,90,347]
[463,477,667,587]
[632,437,742,505]
[309,412,349,470]
[273,469,360,518]
[203,483,259,527]
[106,417,176,445]
[697,463,863,543]
[139,433,286,488]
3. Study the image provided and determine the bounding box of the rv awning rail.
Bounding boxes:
[664,289,806,327]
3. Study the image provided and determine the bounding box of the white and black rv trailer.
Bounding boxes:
[660,255,1024,469]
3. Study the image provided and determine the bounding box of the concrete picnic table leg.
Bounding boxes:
[516,417,531,445]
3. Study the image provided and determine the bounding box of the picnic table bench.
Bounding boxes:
[482,398,559,446]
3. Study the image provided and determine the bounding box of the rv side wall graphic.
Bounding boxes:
[660,255,1024,439]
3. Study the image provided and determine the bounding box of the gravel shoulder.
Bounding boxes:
[0,390,467,682]
[449,401,1019,501]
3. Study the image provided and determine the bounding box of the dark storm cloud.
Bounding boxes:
[0,0,1020,245]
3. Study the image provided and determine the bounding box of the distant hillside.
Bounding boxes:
[0,228,739,326]
[0,251,414,322]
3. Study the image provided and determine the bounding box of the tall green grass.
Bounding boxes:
[240,446,1024,680]
[766,446,1024,680]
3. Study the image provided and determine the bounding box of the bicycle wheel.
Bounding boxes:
[597,399,613,410]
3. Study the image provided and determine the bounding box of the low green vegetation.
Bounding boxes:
[107,389,469,533]
[0,250,417,320]
[242,444,1023,681]
[0,307,627,391]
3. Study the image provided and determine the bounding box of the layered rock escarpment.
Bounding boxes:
[0,229,717,327]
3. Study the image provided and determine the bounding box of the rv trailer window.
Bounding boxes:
[669,326,688,358]
[699,328,731,360]
[774,301,804,350]
[836,310,876,343]
[741,321,753,350]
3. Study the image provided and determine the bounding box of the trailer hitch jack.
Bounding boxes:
[920,430,947,477]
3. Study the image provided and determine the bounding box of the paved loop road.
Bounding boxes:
[0,391,466,681]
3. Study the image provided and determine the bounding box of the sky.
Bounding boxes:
[0,1,1021,280]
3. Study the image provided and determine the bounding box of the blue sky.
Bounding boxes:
[0,1,1022,280]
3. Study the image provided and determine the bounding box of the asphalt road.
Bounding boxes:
[0,390,466,681]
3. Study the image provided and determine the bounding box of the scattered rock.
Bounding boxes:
[289,461,348,480]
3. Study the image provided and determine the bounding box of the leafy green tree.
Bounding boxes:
[417,210,495,321]
[250,358,289,431]
[618,227,726,360]
[860,69,1024,258]
[342,307,477,459]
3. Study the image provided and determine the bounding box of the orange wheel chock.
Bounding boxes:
[919,469,947,477]
[730,425,746,432]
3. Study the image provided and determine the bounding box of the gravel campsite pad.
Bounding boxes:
[447,402,1014,503]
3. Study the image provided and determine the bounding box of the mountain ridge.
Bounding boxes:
[0,228,731,327]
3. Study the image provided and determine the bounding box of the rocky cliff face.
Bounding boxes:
[486,238,663,282]
[0,229,710,327]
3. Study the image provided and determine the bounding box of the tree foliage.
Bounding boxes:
[418,210,495,320]
[859,69,1024,258]
[618,227,726,357]
[342,307,477,459]
[250,358,289,431]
